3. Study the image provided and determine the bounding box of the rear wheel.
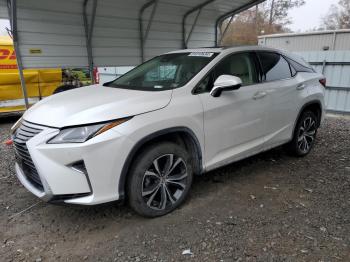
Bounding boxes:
[127,142,193,217]
[286,111,318,156]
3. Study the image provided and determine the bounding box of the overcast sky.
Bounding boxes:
[288,0,339,32]
[0,0,342,36]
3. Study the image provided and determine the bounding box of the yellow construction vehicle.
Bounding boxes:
[0,36,92,115]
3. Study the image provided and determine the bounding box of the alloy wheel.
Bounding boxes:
[142,154,188,211]
[297,116,316,154]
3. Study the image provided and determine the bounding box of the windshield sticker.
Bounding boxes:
[154,85,164,89]
[188,52,214,58]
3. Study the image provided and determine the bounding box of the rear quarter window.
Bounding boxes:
[285,57,315,73]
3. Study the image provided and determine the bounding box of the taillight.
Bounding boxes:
[319,78,326,87]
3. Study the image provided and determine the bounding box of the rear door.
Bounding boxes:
[256,51,300,149]
[197,52,270,171]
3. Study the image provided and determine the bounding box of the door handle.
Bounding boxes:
[296,83,306,90]
[253,91,267,100]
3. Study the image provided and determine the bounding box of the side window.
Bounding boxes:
[194,52,259,94]
[214,52,259,86]
[258,52,292,82]
[196,73,214,93]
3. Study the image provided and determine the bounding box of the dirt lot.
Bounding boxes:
[0,115,349,262]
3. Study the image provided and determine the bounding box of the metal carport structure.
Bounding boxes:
[0,0,265,108]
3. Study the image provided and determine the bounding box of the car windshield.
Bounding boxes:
[105,52,218,91]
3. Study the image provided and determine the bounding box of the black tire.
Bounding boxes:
[127,142,193,217]
[286,111,318,157]
[53,84,77,94]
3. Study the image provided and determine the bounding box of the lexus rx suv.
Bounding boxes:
[11,46,325,217]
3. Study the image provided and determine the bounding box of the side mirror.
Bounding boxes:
[210,75,242,97]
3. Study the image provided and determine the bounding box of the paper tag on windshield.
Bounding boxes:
[188,52,214,57]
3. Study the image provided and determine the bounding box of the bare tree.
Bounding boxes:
[220,0,304,46]
[264,0,305,29]
[322,0,350,30]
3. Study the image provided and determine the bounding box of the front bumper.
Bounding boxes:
[15,162,48,200]
[13,120,134,205]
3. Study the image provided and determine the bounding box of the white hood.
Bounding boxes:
[23,85,172,128]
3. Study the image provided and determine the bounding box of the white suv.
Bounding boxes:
[11,46,325,217]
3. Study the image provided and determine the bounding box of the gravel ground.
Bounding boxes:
[0,115,349,261]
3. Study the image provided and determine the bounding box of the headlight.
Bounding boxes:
[47,118,131,144]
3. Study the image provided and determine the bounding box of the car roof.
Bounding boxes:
[166,45,283,55]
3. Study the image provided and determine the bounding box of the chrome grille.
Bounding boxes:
[13,121,43,190]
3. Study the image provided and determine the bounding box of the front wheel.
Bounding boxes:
[286,111,318,156]
[127,142,193,217]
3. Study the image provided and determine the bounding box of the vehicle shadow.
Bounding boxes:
[36,145,291,223]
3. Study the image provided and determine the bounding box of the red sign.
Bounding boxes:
[0,64,17,69]
[0,49,16,60]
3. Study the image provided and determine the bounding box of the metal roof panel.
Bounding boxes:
[1,0,265,68]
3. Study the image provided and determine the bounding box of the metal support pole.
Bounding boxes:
[7,0,29,109]
[144,0,158,42]
[83,0,97,84]
[182,0,217,49]
[332,31,337,50]
[139,0,158,63]
[322,60,327,75]
[185,8,202,47]
[215,0,266,46]
[219,14,234,45]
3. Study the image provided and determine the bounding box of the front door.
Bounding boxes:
[197,52,269,171]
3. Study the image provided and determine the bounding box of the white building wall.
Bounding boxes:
[259,31,350,114]
[259,30,350,52]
